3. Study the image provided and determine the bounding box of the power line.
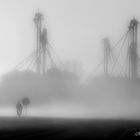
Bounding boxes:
[14,51,36,70]
[111,30,129,74]
[112,29,130,50]
[48,43,64,68]
[91,30,130,77]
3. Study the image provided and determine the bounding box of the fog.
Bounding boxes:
[0,0,139,119]
[0,68,139,119]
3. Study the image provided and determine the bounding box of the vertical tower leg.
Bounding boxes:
[42,48,46,75]
[128,18,138,78]
[34,12,43,74]
[103,38,111,76]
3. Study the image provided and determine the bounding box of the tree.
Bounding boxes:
[22,97,30,116]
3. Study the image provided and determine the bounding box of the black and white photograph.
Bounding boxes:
[0,0,139,139]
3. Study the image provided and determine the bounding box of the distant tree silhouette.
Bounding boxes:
[22,97,30,116]
[16,101,23,117]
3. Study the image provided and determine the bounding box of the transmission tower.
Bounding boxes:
[34,12,49,75]
[34,12,43,74]
[14,12,61,73]
[40,28,47,74]
[128,18,138,78]
[103,38,111,75]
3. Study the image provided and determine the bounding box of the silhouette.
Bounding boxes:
[16,101,23,117]
[22,97,30,116]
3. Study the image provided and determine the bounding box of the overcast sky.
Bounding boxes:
[0,0,139,76]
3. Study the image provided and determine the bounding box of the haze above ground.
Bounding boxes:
[0,0,139,77]
[0,0,140,119]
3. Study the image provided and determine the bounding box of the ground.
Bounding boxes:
[0,117,139,140]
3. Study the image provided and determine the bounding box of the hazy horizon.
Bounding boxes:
[0,0,140,119]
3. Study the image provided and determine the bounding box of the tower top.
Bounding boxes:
[129,18,138,29]
[34,12,44,25]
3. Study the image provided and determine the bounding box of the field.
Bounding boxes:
[0,117,139,139]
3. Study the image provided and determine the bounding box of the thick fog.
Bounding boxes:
[0,0,140,119]
[0,68,140,119]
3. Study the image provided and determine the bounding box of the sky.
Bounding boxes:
[0,0,139,76]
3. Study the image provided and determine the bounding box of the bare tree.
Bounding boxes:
[22,97,30,116]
